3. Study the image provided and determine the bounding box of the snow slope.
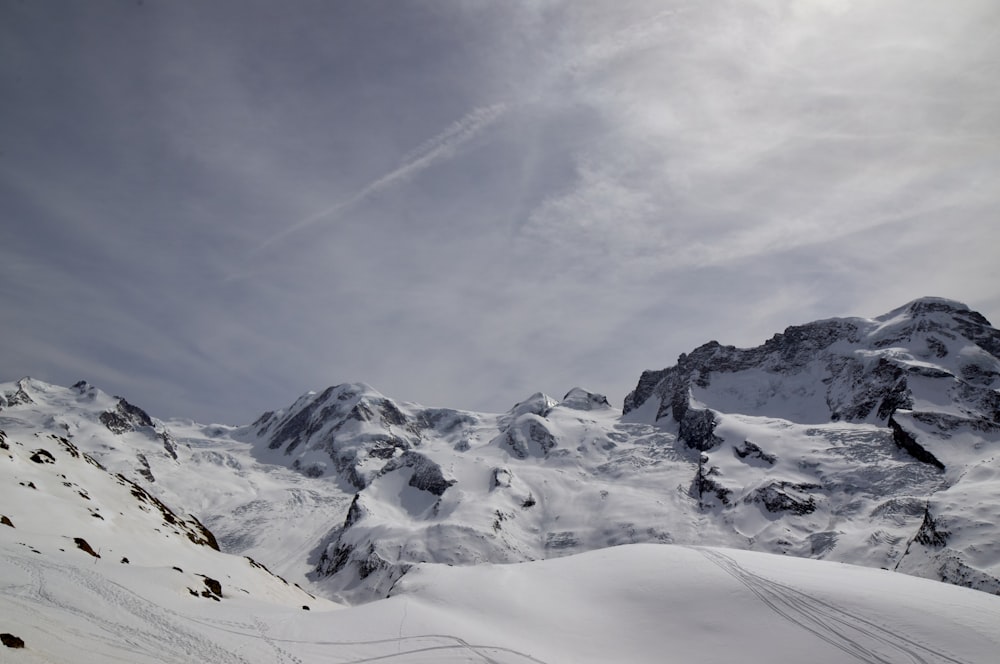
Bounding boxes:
[0,378,351,587]
[3,541,999,663]
[232,300,1000,602]
[2,296,1000,660]
[4,298,996,605]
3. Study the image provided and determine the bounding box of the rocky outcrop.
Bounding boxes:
[888,416,945,470]
[378,451,455,496]
[733,441,776,465]
[913,506,949,547]
[2,378,35,408]
[1,633,24,649]
[500,416,558,459]
[100,398,154,434]
[560,388,611,411]
[250,383,478,490]
[692,460,731,507]
[625,298,999,450]
[748,482,819,516]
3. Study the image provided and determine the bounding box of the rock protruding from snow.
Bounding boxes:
[100,398,155,434]
[378,451,455,496]
[246,383,476,488]
[624,297,1000,439]
[560,388,612,411]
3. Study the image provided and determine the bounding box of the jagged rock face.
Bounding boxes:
[621,297,1000,596]
[4,298,1000,606]
[100,398,154,434]
[560,388,611,411]
[1,378,37,409]
[624,297,1000,453]
[248,383,476,488]
[378,451,455,496]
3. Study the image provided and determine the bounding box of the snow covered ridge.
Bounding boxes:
[2,296,999,609]
[0,423,322,612]
[222,296,1000,601]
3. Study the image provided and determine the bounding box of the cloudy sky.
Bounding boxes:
[2,0,999,423]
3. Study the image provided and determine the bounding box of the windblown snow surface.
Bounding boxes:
[3,297,1000,662]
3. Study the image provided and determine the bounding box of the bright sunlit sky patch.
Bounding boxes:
[2,0,998,422]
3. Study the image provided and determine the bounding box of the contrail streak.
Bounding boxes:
[251,103,508,255]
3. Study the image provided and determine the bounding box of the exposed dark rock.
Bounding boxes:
[186,514,221,551]
[99,410,132,434]
[960,363,1000,387]
[416,409,475,433]
[317,541,352,577]
[343,494,365,529]
[492,509,512,532]
[74,537,100,558]
[365,437,410,460]
[733,441,776,465]
[201,576,223,599]
[120,556,129,564]
[622,300,1000,433]
[379,451,454,496]
[926,336,949,358]
[521,493,536,509]
[160,430,179,460]
[29,448,55,464]
[914,506,949,547]
[136,453,155,482]
[561,388,611,411]
[506,393,556,420]
[52,435,79,458]
[692,455,732,506]
[100,398,154,434]
[679,408,722,451]
[5,380,35,406]
[502,416,558,458]
[888,416,945,470]
[122,474,220,550]
[265,393,329,453]
[1,633,25,649]
[749,482,819,515]
[1,515,13,528]
[936,555,1000,595]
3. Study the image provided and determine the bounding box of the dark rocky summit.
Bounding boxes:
[100,398,155,434]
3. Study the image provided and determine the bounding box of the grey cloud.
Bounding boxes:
[2,0,997,422]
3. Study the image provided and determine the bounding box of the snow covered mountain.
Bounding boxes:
[228,297,1000,601]
[2,296,1000,660]
[622,296,1000,592]
[0,395,334,660]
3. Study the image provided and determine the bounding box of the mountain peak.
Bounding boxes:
[560,388,612,411]
[624,296,1000,430]
[874,296,974,323]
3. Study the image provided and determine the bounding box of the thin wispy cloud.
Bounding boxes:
[2,0,997,423]
[249,103,508,257]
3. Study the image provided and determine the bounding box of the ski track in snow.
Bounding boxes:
[695,548,971,664]
[188,618,547,664]
[2,550,547,664]
[3,552,252,664]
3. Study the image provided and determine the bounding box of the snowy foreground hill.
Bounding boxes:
[2,296,1000,662]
